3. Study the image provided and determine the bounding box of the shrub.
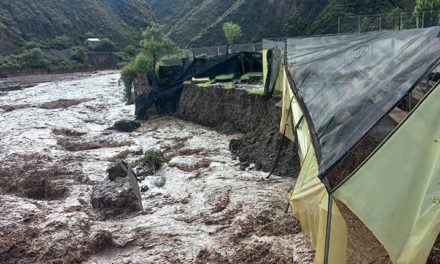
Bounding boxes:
[93,38,117,52]
[111,120,141,132]
[140,23,175,69]
[120,53,153,102]
[139,149,166,170]
[123,45,138,58]
[22,48,50,69]
[72,47,87,63]
[51,35,72,50]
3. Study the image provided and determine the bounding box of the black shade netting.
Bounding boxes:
[285,27,440,179]
[135,52,263,119]
[264,48,282,96]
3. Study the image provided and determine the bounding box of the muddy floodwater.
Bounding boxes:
[0,71,313,263]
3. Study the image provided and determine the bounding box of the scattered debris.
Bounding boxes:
[57,137,134,151]
[40,98,91,109]
[110,119,141,132]
[91,161,143,218]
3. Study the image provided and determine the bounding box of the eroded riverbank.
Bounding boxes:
[0,71,313,263]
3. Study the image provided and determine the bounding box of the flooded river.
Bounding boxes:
[0,71,313,263]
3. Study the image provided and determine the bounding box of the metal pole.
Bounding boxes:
[358,16,361,33]
[379,15,382,31]
[338,16,341,35]
[422,11,425,28]
[400,12,404,30]
[323,192,333,264]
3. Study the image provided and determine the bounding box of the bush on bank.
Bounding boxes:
[120,52,153,102]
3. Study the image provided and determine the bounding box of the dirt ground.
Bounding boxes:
[176,85,300,178]
[0,71,314,263]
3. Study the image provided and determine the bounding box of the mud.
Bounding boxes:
[0,71,313,263]
[0,71,95,94]
[176,85,300,178]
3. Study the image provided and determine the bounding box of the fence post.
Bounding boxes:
[422,11,425,28]
[379,15,382,31]
[338,16,341,35]
[358,16,361,33]
[400,12,403,30]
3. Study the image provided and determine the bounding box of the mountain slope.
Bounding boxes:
[0,0,156,55]
[149,0,415,48]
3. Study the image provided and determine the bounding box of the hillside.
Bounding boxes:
[149,0,415,48]
[0,0,156,55]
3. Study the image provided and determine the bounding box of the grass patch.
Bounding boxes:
[246,89,283,97]
[215,73,235,82]
[138,149,166,170]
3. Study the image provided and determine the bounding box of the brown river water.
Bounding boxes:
[0,71,313,263]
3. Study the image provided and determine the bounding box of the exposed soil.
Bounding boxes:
[176,84,300,178]
[0,71,313,263]
[40,98,93,109]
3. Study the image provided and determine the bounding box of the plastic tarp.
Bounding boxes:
[281,76,347,264]
[334,83,440,264]
[286,27,440,178]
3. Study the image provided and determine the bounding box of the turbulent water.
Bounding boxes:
[0,71,313,263]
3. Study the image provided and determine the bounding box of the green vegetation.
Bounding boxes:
[93,39,117,52]
[138,149,166,170]
[415,0,440,27]
[141,24,175,69]
[50,36,73,50]
[215,73,235,82]
[121,53,154,102]
[360,17,373,32]
[240,72,262,82]
[122,45,138,59]
[0,48,87,71]
[71,48,87,63]
[223,22,243,45]
[0,0,155,56]
[121,23,176,102]
[151,0,419,47]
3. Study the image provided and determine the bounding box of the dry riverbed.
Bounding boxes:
[0,71,314,263]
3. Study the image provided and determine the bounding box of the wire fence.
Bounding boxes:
[163,10,440,62]
[338,10,440,34]
[191,43,262,57]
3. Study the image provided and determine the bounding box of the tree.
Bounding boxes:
[51,35,72,50]
[140,23,175,69]
[93,38,117,52]
[223,22,242,54]
[388,7,402,30]
[72,48,87,63]
[414,0,440,27]
[360,17,372,32]
[121,53,153,103]
[22,48,50,69]
[123,45,138,59]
